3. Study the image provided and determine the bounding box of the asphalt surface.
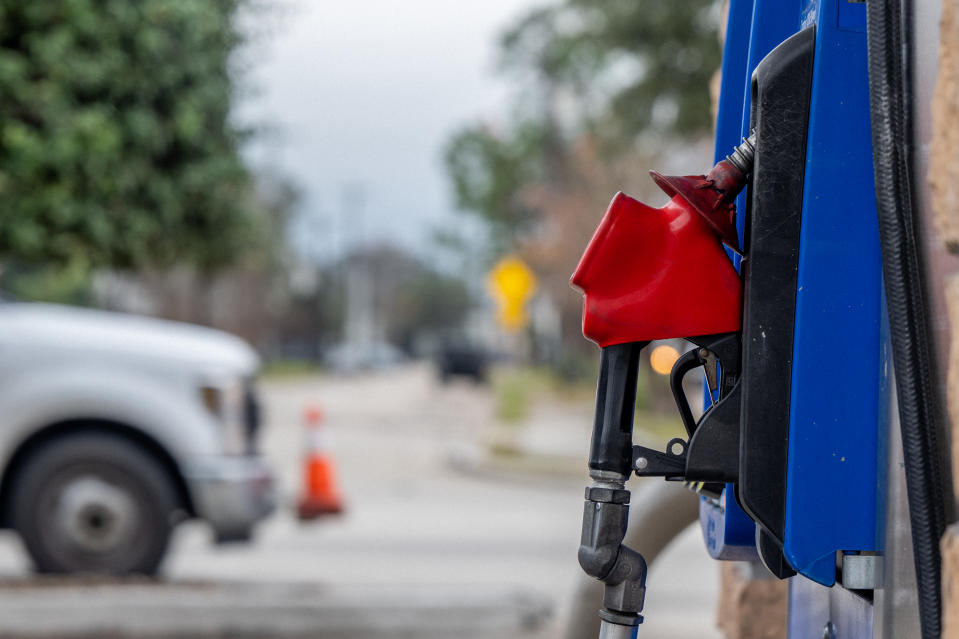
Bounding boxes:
[0,363,721,638]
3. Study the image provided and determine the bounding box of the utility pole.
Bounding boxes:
[341,183,376,352]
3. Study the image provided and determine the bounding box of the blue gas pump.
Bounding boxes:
[571,1,945,637]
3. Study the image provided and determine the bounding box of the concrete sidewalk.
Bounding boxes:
[0,579,552,638]
[0,366,720,639]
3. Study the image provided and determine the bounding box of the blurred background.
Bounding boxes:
[0,1,728,637]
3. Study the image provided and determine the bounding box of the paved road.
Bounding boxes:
[0,363,721,638]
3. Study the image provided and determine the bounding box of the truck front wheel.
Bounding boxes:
[10,431,178,575]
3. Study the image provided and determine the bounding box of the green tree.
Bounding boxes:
[390,268,472,350]
[0,0,254,272]
[444,0,720,369]
[444,122,548,253]
[360,245,472,351]
[500,0,720,143]
[444,0,720,249]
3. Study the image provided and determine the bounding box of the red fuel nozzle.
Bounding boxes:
[574,138,755,637]
[570,136,754,348]
[651,134,754,255]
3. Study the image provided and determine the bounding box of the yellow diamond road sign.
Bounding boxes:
[487,256,537,332]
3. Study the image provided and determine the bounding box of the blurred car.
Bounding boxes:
[436,342,489,383]
[0,302,274,574]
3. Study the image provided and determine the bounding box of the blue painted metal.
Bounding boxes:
[700,493,759,561]
[732,0,803,252]
[698,0,759,558]
[783,0,883,586]
[700,0,805,561]
[712,0,754,167]
[702,0,884,603]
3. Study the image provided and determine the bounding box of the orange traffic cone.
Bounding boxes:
[296,404,344,520]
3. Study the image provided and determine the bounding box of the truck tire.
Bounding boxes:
[10,431,177,575]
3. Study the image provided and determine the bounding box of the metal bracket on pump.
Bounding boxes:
[571,136,755,637]
[632,331,742,489]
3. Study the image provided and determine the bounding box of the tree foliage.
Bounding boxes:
[287,245,473,355]
[0,0,254,271]
[358,245,472,351]
[444,0,720,250]
[500,0,720,141]
[444,122,547,254]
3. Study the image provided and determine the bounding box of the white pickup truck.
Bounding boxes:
[0,302,274,574]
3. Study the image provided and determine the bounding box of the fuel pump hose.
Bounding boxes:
[866,1,946,637]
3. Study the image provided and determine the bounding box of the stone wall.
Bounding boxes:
[716,563,788,639]
[932,1,959,636]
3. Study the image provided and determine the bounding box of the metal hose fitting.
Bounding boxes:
[725,132,757,175]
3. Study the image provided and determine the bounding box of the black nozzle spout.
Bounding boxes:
[581,342,650,636]
[589,342,647,476]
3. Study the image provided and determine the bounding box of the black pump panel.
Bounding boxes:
[737,27,816,548]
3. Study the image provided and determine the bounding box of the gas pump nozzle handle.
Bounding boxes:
[589,342,648,476]
[578,341,649,636]
[573,137,755,638]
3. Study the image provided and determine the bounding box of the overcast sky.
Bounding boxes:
[238,0,541,262]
